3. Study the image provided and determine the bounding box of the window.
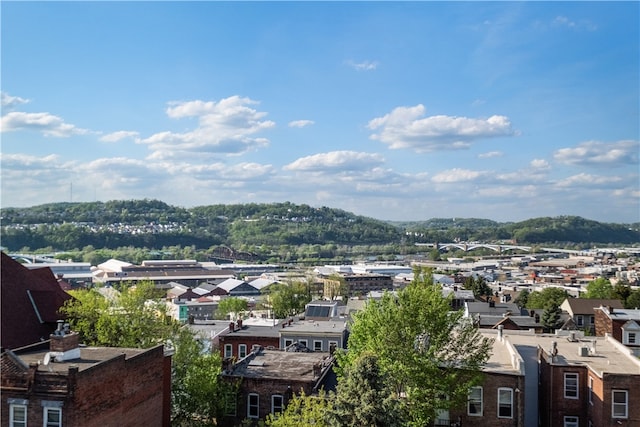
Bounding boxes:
[239,344,247,359]
[44,407,62,427]
[314,340,323,352]
[576,315,584,326]
[497,388,513,419]
[564,373,579,399]
[589,315,595,325]
[612,390,628,419]
[9,404,27,427]
[271,394,284,414]
[284,339,293,348]
[224,344,233,358]
[467,386,483,416]
[247,393,259,419]
[625,332,637,345]
[588,376,594,405]
[299,340,308,348]
[329,341,338,353]
[564,416,579,427]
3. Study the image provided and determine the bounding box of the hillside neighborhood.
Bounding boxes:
[1,247,639,426]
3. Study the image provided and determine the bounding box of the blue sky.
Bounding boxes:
[2,1,638,223]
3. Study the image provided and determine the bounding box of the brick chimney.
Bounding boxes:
[49,321,81,361]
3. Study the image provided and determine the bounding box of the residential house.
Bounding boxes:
[0,326,172,427]
[279,318,349,353]
[221,347,336,424]
[594,306,640,355]
[1,252,73,350]
[218,319,281,360]
[560,298,624,334]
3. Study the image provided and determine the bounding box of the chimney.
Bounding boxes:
[229,321,235,332]
[608,306,614,314]
[497,324,504,341]
[237,319,243,329]
[49,321,80,361]
[489,300,495,308]
[530,310,535,317]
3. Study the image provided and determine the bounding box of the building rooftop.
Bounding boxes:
[5,343,155,374]
[226,348,334,382]
[489,329,640,377]
[280,319,348,334]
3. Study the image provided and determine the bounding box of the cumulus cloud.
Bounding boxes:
[368,104,516,152]
[553,140,639,166]
[431,168,488,183]
[1,153,61,170]
[530,158,550,170]
[555,173,624,188]
[1,92,29,109]
[345,60,379,71]
[100,130,140,143]
[288,120,315,128]
[140,96,275,158]
[0,111,89,137]
[284,151,385,172]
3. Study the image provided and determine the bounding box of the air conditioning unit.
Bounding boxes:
[579,346,590,357]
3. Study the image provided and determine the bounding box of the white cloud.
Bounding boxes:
[555,173,624,188]
[552,16,597,31]
[553,140,639,167]
[530,158,550,170]
[368,104,516,152]
[140,96,275,158]
[431,168,488,183]
[346,60,379,71]
[0,111,89,137]
[1,92,29,109]
[288,120,315,128]
[284,151,385,172]
[478,151,503,159]
[100,130,140,143]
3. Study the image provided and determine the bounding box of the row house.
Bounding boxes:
[594,306,640,355]
[560,298,623,335]
[0,327,172,427]
[221,347,336,425]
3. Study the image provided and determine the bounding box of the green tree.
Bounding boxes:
[266,282,312,318]
[625,289,640,309]
[217,297,248,320]
[526,287,569,309]
[464,275,492,299]
[584,277,613,299]
[328,353,405,427]
[541,302,563,331]
[62,283,231,424]
[336,267,493,426]
[514,288,530,309]
[265,390,331,427]
[611,282,631,304]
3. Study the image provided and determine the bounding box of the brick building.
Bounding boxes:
[218,319,281,360]
[0,327,172,427]
[221,347,336,425]
[594,306,640,353]
[322,273,393,297]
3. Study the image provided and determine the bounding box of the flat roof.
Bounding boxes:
[484,330,640,377]
[228,349,332,381]
[10,346,154,373]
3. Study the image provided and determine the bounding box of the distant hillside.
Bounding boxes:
[1,200,638,252]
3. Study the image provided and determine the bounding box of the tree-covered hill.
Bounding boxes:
[1,200,638,253]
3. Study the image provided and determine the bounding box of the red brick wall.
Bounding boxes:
[219,334,280,359]
[449,372,524,427]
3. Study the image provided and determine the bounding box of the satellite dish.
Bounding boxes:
[43,353,51,365]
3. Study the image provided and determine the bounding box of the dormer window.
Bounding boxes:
[621,320,640,346]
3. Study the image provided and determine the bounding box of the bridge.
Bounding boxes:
[415,243,531,253]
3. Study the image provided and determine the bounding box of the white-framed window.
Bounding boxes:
[9,404,27,427]
[624,331,637,345]
[284,339,293,348]
[239,344,247,359]
[589,315,595,325]
[224,344,233,358]
[299,340,308,348]
[564,373,579,399]
[314,340,323,352]
[467,386,483,416]
[497,387,513,419]
[44,407,62,427]
[575,315,584,326]
[588,376,594,405]
[271,394,284,414]
[612,390,628,419]
[247,393,259,419]
[564,416,579,427]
